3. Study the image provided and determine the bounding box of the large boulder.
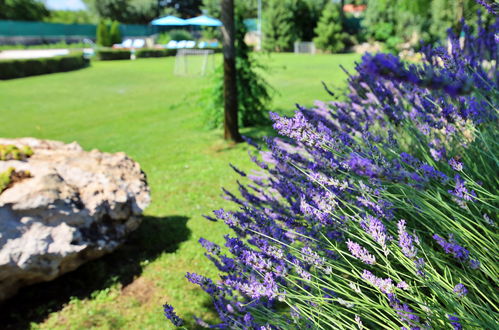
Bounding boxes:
[0,138,150,301]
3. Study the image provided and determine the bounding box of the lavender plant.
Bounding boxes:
[165,10,498,330]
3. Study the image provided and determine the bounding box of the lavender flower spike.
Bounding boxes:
[347,240,376,265]
[361,270,394,293]
[397,220,418,259]
[453,283,468,298]
[163,303,184,327]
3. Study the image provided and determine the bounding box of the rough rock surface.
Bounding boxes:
[0,138,150,301]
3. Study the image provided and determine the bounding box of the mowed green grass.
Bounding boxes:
[0,53,359,329]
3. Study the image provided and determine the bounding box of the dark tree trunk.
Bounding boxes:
[221,0,242,142]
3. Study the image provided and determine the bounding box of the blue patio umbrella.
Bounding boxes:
[185,15,222,27]
[151,15,187,26]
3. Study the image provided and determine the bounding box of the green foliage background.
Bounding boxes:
[0,0,49,21]
[314,2,348,53]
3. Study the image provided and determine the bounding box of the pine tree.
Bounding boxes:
[109,21,122,45]
[263,0,298,52]
[313,2,347,53]
[96,20,111,46]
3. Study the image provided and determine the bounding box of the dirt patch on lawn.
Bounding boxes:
[121,277,157,305]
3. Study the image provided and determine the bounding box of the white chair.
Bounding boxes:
[132,39,145,48]
[177,40,187,49]
[166,40,178,49]
[122,39,133,48]
[185,41,196,48]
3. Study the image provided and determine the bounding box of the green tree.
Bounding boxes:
[0,0,49,21]
[263,0,298,52]
[202,0,257,19]
[109,21,122,45]
[301,0,330,40]
[363,0,482,47]
[96,20,111,47]
[44,10,97,24]
[313,2,347,53]
[84,0,201,23]
[430,0,480,41]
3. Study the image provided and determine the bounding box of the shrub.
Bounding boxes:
[313,2,348,53]
[109,21,122,45]
[165,9,499,330]
[96,20,111,47]
[96,49,131,60]
[156,32,171,45]
[169,29,194,41]
[135,48,176,58]
[0,52,88,80]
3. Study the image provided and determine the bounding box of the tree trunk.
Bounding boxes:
[221,0,242,142]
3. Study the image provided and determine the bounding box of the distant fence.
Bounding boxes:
[0,20,155,41]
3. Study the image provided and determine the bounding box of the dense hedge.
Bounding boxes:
[0,52,88,80]
[136,48,176,58]
[96,49,131,60]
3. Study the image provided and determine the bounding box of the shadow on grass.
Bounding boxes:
[241,124,278,142]
[0,215,190,329]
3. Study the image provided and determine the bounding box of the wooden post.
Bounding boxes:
[221,0,242,142]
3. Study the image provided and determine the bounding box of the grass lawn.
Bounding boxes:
[0,53,359,329]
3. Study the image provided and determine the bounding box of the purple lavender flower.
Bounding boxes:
[453,283,468,298]
[347,240,376,265]
[397,220,418,259]
[346,153,380,178]
[449,158,463,171]
[433,234,470,262]
[449,175,476,208]
[414,258,426,277]
[397,281,409,290]
[475,0,497,15]
[387,293,420,326]
[470,259,481,270]
[448,314,462,330]
[243,313,254,325]
[173,12,498,328]
[361,270,394,293]
[360,215,391,251]
[199,238,220,255]
[301,246,325,268]
[163,304,184,327]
